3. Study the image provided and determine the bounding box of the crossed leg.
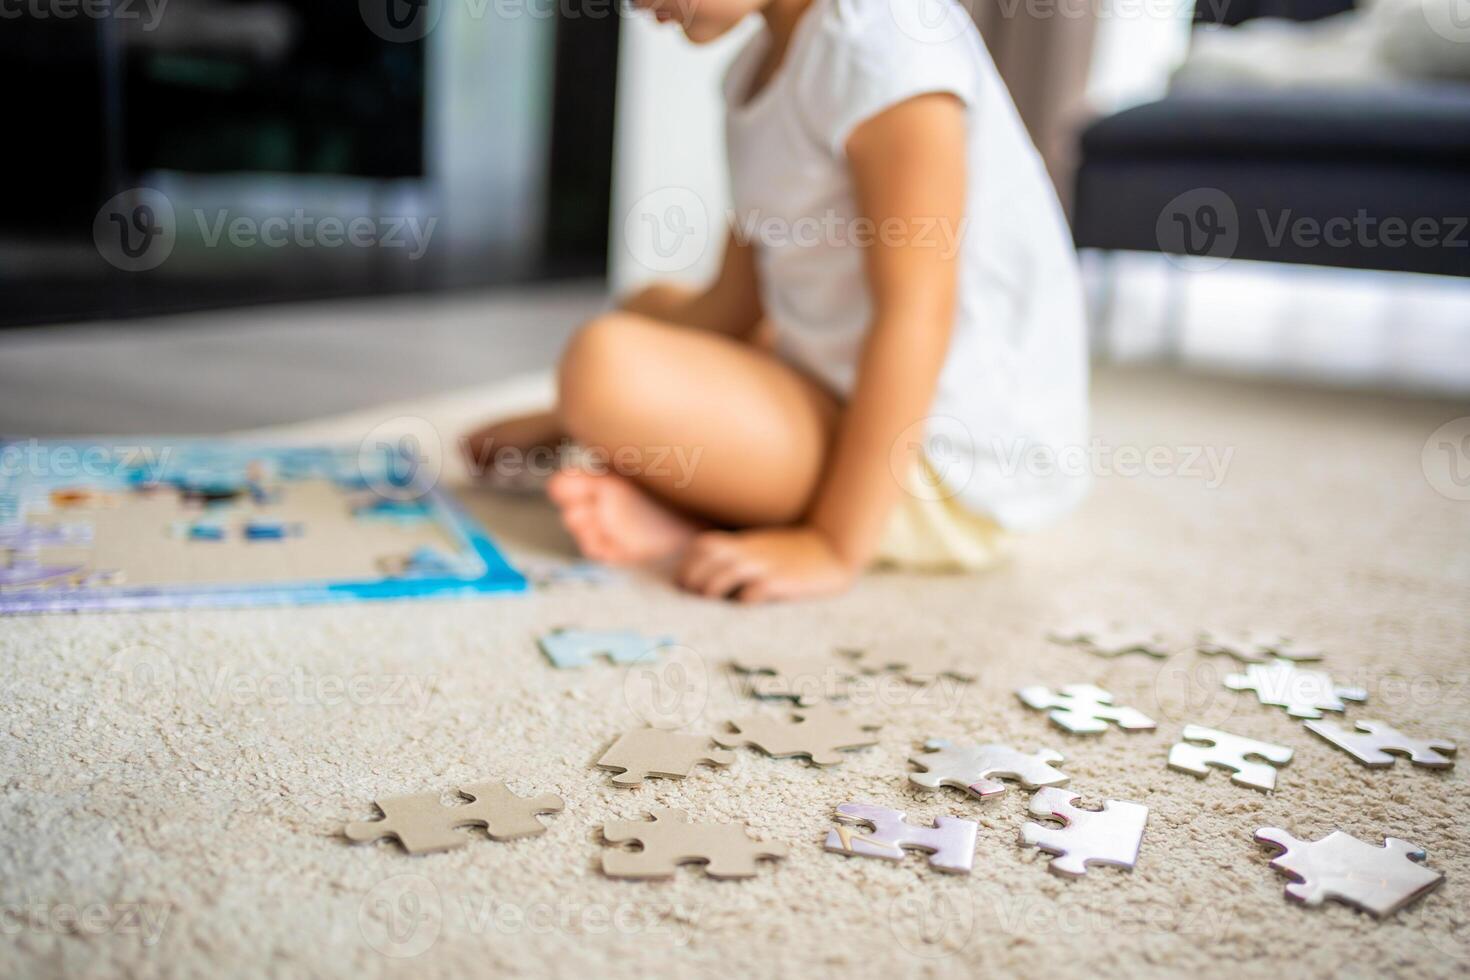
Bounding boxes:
[463,311,840,564]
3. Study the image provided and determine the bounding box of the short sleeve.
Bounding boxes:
[794,0,980,156]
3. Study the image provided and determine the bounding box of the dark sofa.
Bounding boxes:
[1072,0,1470,279]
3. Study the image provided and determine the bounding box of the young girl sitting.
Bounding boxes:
[465,0,1090,602]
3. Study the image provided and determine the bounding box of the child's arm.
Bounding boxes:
[678,92,968,602]
[618,231,766,341]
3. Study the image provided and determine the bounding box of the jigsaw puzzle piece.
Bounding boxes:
[0,524,92,550]
[729,653,857,705]
[0,562,86,588]
[1047,623,1170,659]
[538,629,673,669]
[908,739,1068,799]
[596,729,737,787]
[1016,684,1156,734]
[824,803,978,874]
[1020,788,1148,877]
[1303,719,1456,769]
[242,520,301,541]
[714,704,880,766]
[1223,661,1367,719]
[600,808,786,879]
[344,781,564,854]
[1254,828,1444,917]
[1167,725,1294,791]
[841,647,977,682]
[1197,630,1322,664]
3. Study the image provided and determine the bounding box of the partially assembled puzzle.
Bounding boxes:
[0,439,523,612]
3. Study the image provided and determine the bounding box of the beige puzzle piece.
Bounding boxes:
[729,653,857,705]
[600,808,787,879]
[1197,629,1323,664]
[714,703,881,766]
[596,729,737,787]
[841,647,977,683]
[344,781,564,854]
[1047,623,1170,659]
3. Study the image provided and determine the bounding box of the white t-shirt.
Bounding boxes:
[723,0,1090,530]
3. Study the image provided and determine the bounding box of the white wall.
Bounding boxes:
[1085,1,1195,111]
[608,3,1193,296]
[608,16,760,296]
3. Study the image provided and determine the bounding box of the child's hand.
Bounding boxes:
[677,527,856,603]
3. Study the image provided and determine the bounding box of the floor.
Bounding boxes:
[0,282,600,436]
[2,360,1467,979]
[3,263,1467,440]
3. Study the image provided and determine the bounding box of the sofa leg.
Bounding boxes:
[1087,249,1118,361]
[1161,261,1188,363]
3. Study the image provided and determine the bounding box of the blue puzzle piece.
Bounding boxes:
[395,547,479,578]
[353,498,433,524]
[242,521,299,541]
[538,629,673,669]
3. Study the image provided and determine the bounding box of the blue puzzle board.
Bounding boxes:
[0,439,525,614]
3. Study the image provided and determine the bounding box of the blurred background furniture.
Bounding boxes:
[0,0,620,327]
[1072,0,1470,279]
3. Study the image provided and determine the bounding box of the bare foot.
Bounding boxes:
[547,469,700,564]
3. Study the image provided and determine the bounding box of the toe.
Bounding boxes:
[547,469,597,507]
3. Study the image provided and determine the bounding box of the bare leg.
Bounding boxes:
[459,284,707,478]
[549,311,839,563]
[461,410,563,482]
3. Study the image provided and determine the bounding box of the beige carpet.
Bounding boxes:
[4,366,1468,979]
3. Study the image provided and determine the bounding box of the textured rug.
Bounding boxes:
[3,366,1467,979]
